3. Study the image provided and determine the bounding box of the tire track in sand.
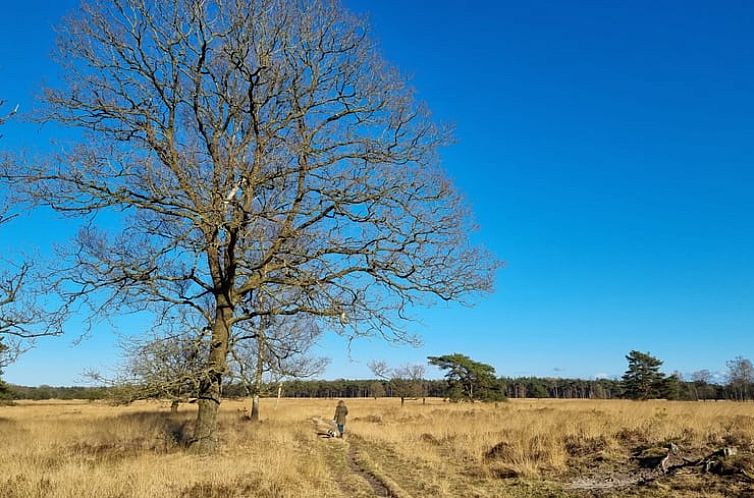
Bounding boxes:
[345,441,394,497]
[344,435,413,498]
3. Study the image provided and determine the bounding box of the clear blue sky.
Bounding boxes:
[2,1,754,385]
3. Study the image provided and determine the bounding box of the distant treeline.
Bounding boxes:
[248,377,727,401]
[5,376,733,401]
[8,385,110,401]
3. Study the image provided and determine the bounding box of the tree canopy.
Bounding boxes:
[621,350,666,400]
[369,360,425,405]
[1,99,65,373]
[428,353,504,402]
[0,340,7,398]
[3,0,497,450]
[726,356,754,401]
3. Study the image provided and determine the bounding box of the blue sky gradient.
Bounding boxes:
[2,1,754,385]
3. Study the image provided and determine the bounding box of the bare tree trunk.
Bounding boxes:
[194,385,221,452]
[193,301,232,452]
[249,324,266,422]
[250,395,260,421]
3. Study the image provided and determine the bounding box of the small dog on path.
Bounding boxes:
[311,416,339,438]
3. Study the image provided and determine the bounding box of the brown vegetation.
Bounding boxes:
[1,398,754,497]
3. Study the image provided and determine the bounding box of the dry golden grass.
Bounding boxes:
[1,398,754,497]
[0,399,341,498]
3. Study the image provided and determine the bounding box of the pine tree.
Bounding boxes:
[427,354,506,402]
[661,373,683,400]
[622,350,666,400]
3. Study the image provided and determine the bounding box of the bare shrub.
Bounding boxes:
[563,433,610,457]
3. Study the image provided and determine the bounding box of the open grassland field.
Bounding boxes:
[2,399,754,498]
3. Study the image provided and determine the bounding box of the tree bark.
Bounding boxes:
[194,395,220,452]
[192,299,232,452]
[250,395,260,422]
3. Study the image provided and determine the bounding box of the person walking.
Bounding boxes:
[333,400,348,438]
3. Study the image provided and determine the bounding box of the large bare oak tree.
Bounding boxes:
[6,0,498,451]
